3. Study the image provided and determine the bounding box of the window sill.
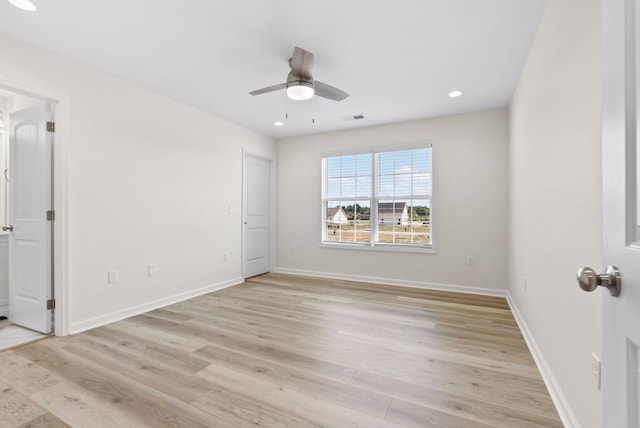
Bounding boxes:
[319,242,435,254]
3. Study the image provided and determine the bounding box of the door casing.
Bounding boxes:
[0,77,70,336]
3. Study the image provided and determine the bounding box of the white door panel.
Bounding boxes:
[8,104,52,334]
[602,0,640,426]
[243,154,272,278]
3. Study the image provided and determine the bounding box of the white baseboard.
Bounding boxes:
[506,293,578,428]
[275,267,507,297]
[69,277,243,334]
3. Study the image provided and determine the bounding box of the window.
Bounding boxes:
[322,144,432,251]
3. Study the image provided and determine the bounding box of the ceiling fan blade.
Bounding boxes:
[314,81,350,101]
[249,83,287,96]
[289,47,314,79]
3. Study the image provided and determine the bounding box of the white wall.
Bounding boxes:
[508,0,602,426]
[277,109,509,293]
[0,33,276,333]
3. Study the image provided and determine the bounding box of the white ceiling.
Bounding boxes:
[0,0,546,139]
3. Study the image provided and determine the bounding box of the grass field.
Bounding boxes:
[325,221,430,245]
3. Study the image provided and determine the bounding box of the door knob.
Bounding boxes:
[577,266,621,296]
[2,225,13,232]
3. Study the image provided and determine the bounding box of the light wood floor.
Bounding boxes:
[0,273,562,427]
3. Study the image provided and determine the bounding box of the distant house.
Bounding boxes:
[378,202,409,226]
[327,207,349,226]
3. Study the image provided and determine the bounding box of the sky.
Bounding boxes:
[326,148,431,206]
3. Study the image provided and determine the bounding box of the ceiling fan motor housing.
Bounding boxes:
[286,73,314,89]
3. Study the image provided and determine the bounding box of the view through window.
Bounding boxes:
[322,145,432,249]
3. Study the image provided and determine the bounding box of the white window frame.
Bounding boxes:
[320,142,435,253]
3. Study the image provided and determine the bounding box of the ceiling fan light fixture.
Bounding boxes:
[286,81,314,101]
[250,47,348,102]
[8,0,37,11]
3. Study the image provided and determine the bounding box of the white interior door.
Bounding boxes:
[8,104,53,333]
[602,0,640,426]
[243,153,272,278]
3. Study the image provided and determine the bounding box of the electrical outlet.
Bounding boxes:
[524,277,528,292]
[291,245,296,254]
[107,270,119,284]
[592,353,601,390]
[224,252,229,263]
[148,264,157,276]
[466,256,474,266]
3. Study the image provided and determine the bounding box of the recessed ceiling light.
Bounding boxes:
[7,0,37,11]
[449,90,463,98]
[273,121,284,126]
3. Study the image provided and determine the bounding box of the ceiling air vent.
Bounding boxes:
[342,114,366,121]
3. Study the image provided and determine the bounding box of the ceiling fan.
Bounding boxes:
[249,47,349,102]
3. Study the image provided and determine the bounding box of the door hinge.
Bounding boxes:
[46,210,55,221]
[46,121,55,133]
[47,299,55,310]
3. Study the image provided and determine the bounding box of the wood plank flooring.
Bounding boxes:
[0,273,562,427]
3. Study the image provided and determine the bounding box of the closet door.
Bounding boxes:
[243,153,273,278]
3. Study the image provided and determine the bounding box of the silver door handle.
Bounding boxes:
[577,266,621,296]
[2,225,13,232]
[244,220,248,224]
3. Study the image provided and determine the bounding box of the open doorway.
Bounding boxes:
[0,89,54,350]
